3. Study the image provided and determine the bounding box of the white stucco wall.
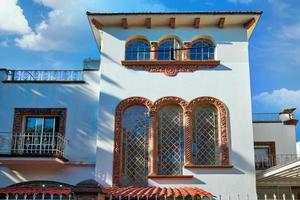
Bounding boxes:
[253,122,297,155]
[0,70,100,187]
[95,27,257,198]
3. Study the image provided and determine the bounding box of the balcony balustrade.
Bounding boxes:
[0,132,66,158]
[5,70,83,82]
[255,154,300,170]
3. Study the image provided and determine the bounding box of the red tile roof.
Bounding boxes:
[0,186,72,195]
[104,186,212,199]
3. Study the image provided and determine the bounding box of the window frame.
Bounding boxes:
[190,39,215,61]
[157,38,182,60]
[125,39,151,61]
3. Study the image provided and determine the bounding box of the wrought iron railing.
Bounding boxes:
[6,70,83,82]
[252,113,280,122]
[11,132,66,158]
[255,154,300,170]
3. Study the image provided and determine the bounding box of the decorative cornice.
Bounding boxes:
[121,60,221,76]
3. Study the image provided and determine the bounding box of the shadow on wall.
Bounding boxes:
[0,71,100,162]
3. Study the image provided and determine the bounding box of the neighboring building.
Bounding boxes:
[0,11,298,200]
[253,110,300,199]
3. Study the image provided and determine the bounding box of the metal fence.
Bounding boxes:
[6,70,83,82]
[0,193,72,200]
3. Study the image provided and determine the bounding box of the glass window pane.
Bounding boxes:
[44,118,55,132]
[125,40,150,60]
[121,105,150,186]
[25,118,36,132]
[158,39,181,60]
[192,105,219,165]
[158,105,184,175]
[191,39,215,60]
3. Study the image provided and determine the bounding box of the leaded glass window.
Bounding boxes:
[192,105,220,165]
[125,40,150,60]
[121,105,150,186]
[158,39,181,60]
[190,39,215,60]
[158,105,184,175]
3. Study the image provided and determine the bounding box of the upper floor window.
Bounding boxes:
[25,117,60,133]
[158,38,181,60]
[192,105,220,165]
[190,39,215,60]
[121,105,150,186]
[125,39,150,60]
[158,105,184,175]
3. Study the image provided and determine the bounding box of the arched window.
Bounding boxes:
[158,38,181,60]
[158,105,184,175]
[125,39,150,60]
[190,39,215,60]
[192,105,220,165]
[121,105,150,186]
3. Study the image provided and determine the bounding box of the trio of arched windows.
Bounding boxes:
[125,37,215,61]
[117,97,225,187]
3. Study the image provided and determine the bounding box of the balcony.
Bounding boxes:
[2,69,84,83]
[0,132,67,164]
[255,154,300,170]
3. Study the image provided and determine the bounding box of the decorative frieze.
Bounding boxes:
[121,60,220,76]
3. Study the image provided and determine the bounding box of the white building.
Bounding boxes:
[0,11,298,200]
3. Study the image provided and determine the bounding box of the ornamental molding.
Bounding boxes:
[113,97,153,186]
[113,96,229,186]
[187,97,229,165]
[121,60,221,76]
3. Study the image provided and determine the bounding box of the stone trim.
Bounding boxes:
[113,96,230,186]
[112,97,153,186]
[121,60,220,76]
[186,96,229,166]
[13,108,67,136]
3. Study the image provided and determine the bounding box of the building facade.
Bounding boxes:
[0,11,298,200]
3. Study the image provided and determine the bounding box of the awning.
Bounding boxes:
[257,158,300,186]
[104,186,212,199]
[0,186,72,195]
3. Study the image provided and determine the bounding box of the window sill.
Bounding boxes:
[148,175,193,179]
[121,60,220,76]
[184,165,234,169]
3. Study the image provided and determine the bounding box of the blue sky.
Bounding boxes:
[1,0,300,138]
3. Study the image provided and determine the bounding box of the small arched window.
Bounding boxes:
[192,105,220,165]
[121,105,150,186]
[158,38,181,60]
[125,39,150,60]
[190,39,215,60]
[158,105,184,175]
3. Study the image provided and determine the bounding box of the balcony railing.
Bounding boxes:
[11,132,66,158]
[252,113,280,122]
[255,154,300,170]
[0,132,67,158]
[5,70,83,82]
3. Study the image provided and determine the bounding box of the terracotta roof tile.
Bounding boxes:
[105,186,212,199]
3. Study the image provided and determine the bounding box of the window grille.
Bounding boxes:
[190,39,215,60]
[192,105,220,165]
[125,40,150,60]
[158,105,184,175]
[121,105,150,186]
[157,39,181,60]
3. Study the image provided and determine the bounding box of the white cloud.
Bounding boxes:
[15,0,167,51]
[0,0,31,34]
[279,23,300,40]
[253,88,300,110]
